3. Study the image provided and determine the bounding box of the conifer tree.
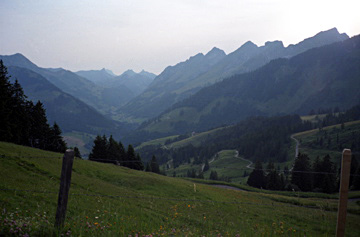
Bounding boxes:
[319,154,336,193]
[126,144,136,169]
[29,101,52,149]
[266,162,280,190]
[150,155,160,174]
[74,147,82,159]
[47,122,67,153]
[209,170,218,180]
[145,162,152,172]
[107,135,122,162]
[89,135,108,161]
[134,153,144,170]
[203,159,210,172]
[247,161,265,188]
[312,156,322,190]
[291,153,312,191]
[0,60,12,141]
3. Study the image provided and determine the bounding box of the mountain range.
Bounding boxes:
[0,54,155,117]
[120,28,349,122]
[5,66,126,138]
[1,28,357,148]
[75,68,156,97]
[126,34,360,143]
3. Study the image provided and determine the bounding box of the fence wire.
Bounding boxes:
[0,187,329,210]
[1,154,360,176]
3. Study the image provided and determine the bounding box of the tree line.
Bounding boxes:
[137,114,313,169]
[0,60,66,153]
[247,153,360,193]
[88,135,163,173]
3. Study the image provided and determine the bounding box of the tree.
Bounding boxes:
[266,162,281,190]
[319,154,336,193]
[89,135,108,161]
[124,144,136,169]
[29,101,52,150]
[150,155,160,174]
[312,156,322,190]
[203,159,210,172]
[0,61,67,153]
[46,122,67,153]
[145,162,152,172]
[247,161,265,188]
[134,153,144,170]
[107,135,123,162]
[0,60,12,142]
[209,170,218,180]
[291,153,312,191]
[74,147,82,159]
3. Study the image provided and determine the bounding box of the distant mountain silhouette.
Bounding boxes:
[6,66,130,137]
[120,28,349,122]
[0,54,139,115]
[129,34,360,142]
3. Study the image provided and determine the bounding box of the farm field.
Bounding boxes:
[1,142,360,236]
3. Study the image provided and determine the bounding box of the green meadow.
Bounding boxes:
[1,142,360,236]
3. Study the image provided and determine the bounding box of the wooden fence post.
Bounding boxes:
[55,149,75,229]
[336,149,351,237]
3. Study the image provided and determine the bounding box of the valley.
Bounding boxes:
[1,23,360,236]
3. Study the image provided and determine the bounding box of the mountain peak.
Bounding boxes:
[242,41,258,49]
[314,27,349,39]
[205,47,226,58]
[0,53,38,70]
[264,40,284,48]
[286,27,349,52]
[123,69,136,75]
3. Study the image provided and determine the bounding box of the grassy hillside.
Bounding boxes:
[1,142,360,236]
[164,150,254,184]
[135,135,179,150]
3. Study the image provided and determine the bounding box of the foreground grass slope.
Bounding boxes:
[1,142,360,236]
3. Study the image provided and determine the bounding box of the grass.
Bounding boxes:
[203,150,253,183]
[1,142,360,236]
[135,135,179,150]
[168,127,227,149]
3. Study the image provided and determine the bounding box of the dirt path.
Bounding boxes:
[234,150,253,169]
[201,154,217,171]
[289,134,300,171]
[290,134,300,158]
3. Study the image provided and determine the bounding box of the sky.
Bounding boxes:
[1,0,359,75]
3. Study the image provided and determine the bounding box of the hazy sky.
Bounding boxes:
[1,0,359,75]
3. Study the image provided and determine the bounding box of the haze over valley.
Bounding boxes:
[1,1,360,235]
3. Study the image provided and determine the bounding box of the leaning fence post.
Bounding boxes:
[55,149,75,229]
[336,149,351,237]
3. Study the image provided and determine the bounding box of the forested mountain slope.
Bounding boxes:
[131,34,360,142]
